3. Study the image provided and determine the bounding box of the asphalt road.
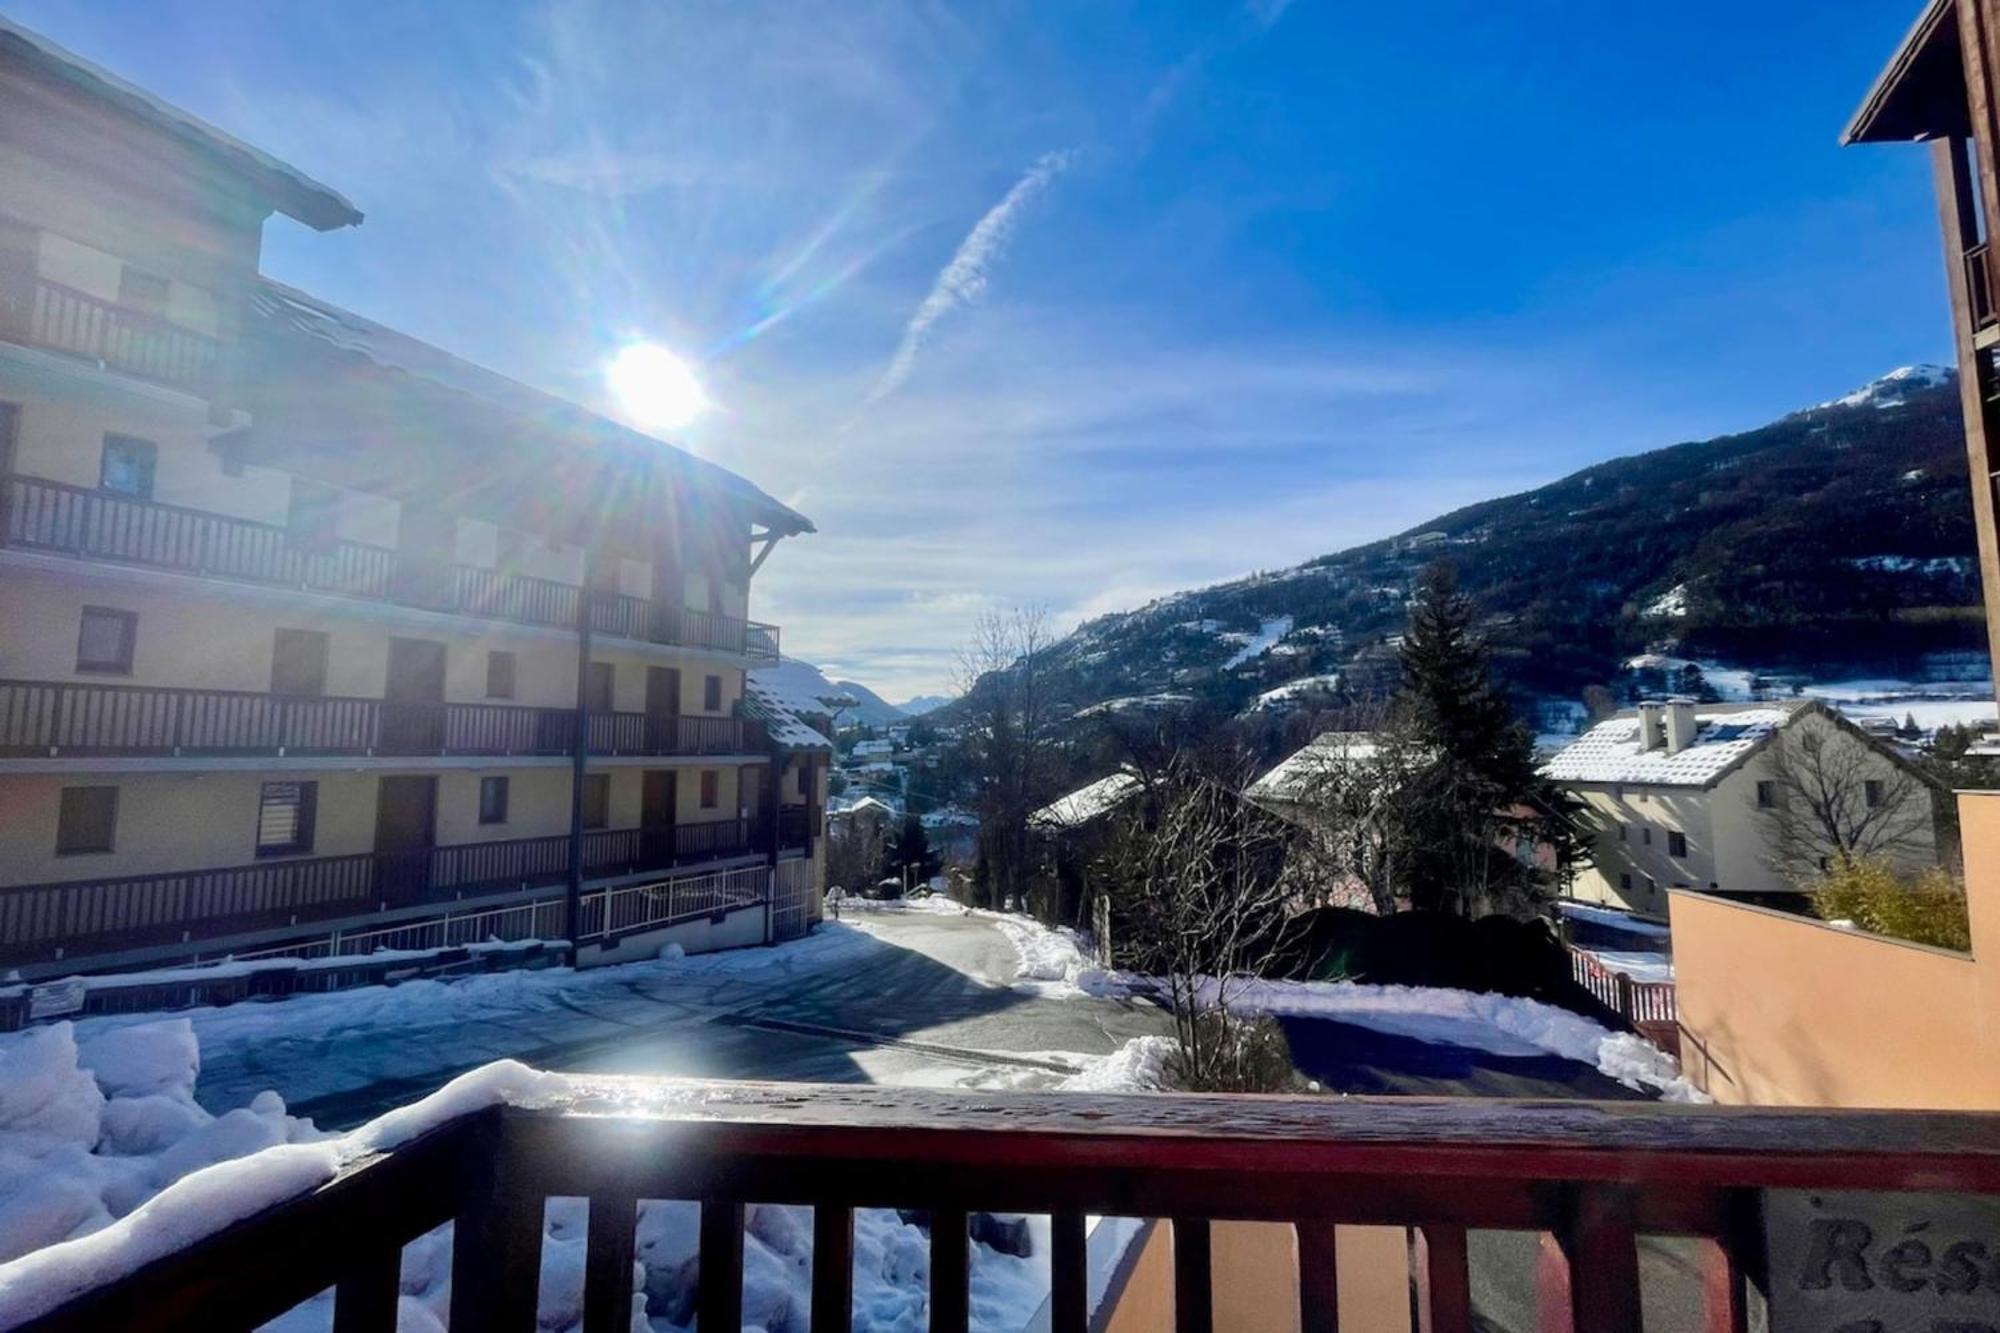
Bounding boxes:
[191,910,1168,1128]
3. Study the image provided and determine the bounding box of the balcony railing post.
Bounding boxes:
[581,1192,639,1333]
[46,681,65,756]
[697,1201,746,1333]
[448,1116,541,1333]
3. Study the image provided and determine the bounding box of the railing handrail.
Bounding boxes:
[2,471,783,659]
[29,275,223,347]
[19,1074,2000,1333]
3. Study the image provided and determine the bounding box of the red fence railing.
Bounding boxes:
[1568,942,1677,1026]
[23,1076,2000,1333]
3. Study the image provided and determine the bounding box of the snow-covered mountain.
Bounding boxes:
[972,366,1981,723]
[897,694,954,717]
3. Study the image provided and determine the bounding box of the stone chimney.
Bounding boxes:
[1637,700,1665,752]
[1665,697,1698,755]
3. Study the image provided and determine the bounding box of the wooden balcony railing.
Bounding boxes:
[1,277,221,391]
[2,474,784,659]
[23,1076,2000,1333]
[0,679,758,759]
[0,819,762,967]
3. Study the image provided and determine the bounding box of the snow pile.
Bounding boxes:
[1056,1038,1174,1093]
[984,915,1093,991]
[0,1021,570,1326]
[1204,978,1703,1101]
[1642,584,1688,619]
[1577,950,1674,984]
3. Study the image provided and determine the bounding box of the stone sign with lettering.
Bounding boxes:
[1765,1190,2000,1332]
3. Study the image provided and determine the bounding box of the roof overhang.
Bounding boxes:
[0,17,361,230]
[1844,0,1972,145]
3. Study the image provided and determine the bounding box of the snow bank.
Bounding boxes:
[982,915,1093,992]
[0,1025,568,1328]
[1204,978,1702,1101]
[1056,1038,1174,1093]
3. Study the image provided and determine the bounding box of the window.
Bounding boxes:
[99,435,156,499]
[288,479,340,552]
[255,782,317,857]
[76,606,136,674]
[582,774,610,830]
[1617,825,1627,844]
[1865,779,1885,809]
[1640,826,1652,847]
[699,770,719,809]
[479,776,510,825]
[1756,780,1777,809]
[586,662,614,713]
[270,629,328,697]
[1667,831,1687,858]
[485,651,517,700]
[56,786,117,855]
[1643,876,1657,898]
[1619,873,1632,893]
[118,265,170,316]
[703,674,723,711]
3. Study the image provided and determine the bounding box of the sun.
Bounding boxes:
[606,342,709,431]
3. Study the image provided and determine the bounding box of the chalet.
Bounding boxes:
[1544,700,1940,918]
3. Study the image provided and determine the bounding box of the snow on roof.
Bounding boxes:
[251,280,812,535]
[749,660,857,718]
[1245,732,1386,804]
[740,677,833,753]
[1031,772,1143,830]
[1541,706,1800,789]
[832,796,897,818]
[0,17,360,230]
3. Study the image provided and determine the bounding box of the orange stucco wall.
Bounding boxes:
[1106,1222,1411,1333]
[1670,790,2000,1109]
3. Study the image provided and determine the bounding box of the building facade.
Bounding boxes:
[0,19,826,979]
[1846,0,2000,696]
[1545,701,1940,918]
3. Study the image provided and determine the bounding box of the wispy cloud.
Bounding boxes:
[861,149,1075,408]
[1245,0,1298,30]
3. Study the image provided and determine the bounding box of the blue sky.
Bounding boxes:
[12,1,1951,699]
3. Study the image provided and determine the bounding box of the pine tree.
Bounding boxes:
[1390,561,1578,917]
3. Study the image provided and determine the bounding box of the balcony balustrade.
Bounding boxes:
[0,276,220,391]
[0,679,759,760]
[0,818,765,967]
[19,1076,2000,1333]
[0,474,781,660]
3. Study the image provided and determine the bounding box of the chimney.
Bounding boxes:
[1637,701,1665,752]
[1665,697,1698,755]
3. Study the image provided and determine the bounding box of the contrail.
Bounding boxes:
[863,149,1074,407]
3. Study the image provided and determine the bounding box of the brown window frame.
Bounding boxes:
[271,628,329,698]
[699,770,720,810]
[1667,830,1687,859]
[704,674,723,712]
[585,662,615,713]
[254,781,318,858]
[478,775,510,825]
[56,786,118,856]
[76,605,137,674]
[99,434,156,499]
[485,651,517,700]
[581,773,611,830]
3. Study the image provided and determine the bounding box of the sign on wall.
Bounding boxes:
[1765,1190,2000,1332]
[26,979,85,1020]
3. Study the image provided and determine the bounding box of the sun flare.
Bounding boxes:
[606,342,708,431]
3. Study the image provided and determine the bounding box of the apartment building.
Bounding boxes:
[1544,699,1939,917]
[0,19,828,979]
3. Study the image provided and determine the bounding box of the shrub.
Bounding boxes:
[1167,1013,1302,1093]
[1812,858,1971,952]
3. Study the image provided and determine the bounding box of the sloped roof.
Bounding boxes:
[741,677,833,754]
[249,279,813,536]
[0,17,360,230]
[1245,731,1387,804]
[1031,772,1143,831]
[1541,706,1801,789]
[1843,0,1968,145]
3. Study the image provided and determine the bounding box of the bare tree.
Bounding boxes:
[1108,757,1295,1090]
[1761,712,1938,882]
[955,606,1058,909]
[1273,725,1422,915]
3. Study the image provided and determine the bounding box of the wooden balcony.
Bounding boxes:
[0,819,764,967]
[0,474,782,661]
[22,1075,2000,1333]
[0,678,760,760]
[0,276,220,392]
